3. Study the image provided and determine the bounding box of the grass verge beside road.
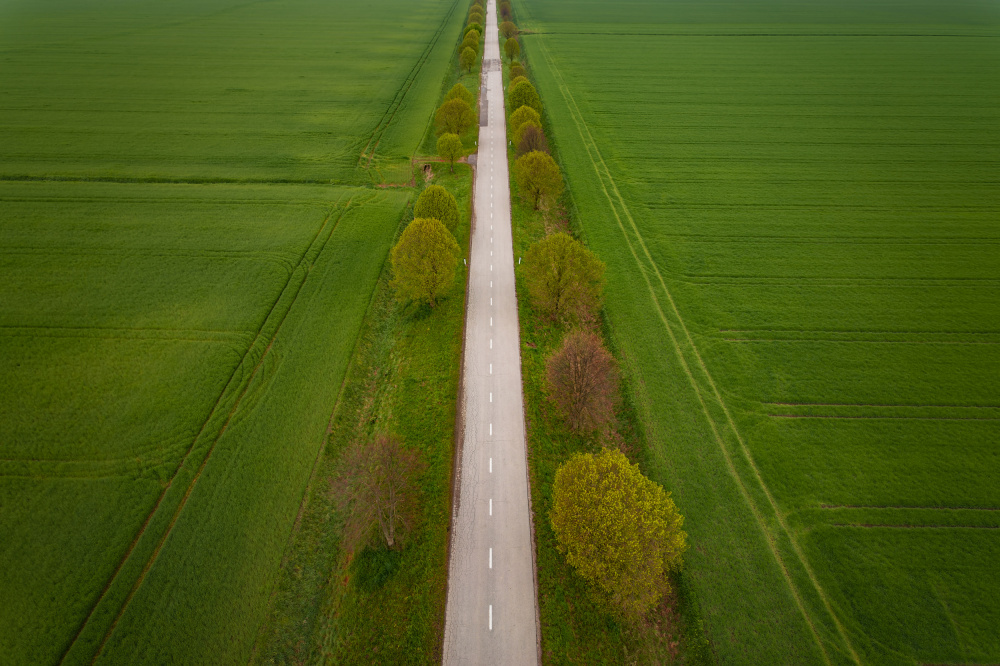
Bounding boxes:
[502,27,714,664]
[251,169,470,666]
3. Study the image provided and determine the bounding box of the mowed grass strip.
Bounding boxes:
[514,0,1000,663]
[0,183,409,664]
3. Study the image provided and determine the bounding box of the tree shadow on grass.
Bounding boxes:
[401,293,460,323]
[353,545,403,592]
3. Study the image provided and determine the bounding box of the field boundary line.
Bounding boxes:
[830,524,999,530]
[769,414,1000,421]
[86,196,360,663]
[821,505,1000,512]
[532,36,862,665]
[56,193,356,665]
[0,175,340,185]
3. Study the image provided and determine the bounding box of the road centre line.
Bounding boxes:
[490,457,492,473]
[489,605,492,631]
[489,498,493,516]
[490,423,492,435]
[490,363,493,375]
[490,547,493,568]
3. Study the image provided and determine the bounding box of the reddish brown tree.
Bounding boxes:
[517,123,548,156]
[546,331,619,433]
[334,434,426,551]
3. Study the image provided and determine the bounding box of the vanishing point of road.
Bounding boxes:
[442,0,540,663]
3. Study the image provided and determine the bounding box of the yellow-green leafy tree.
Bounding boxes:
[446,82,474,106]
[550,448,688,619]
[437,133,464,173]
[514,150,562,209]
[414,184,460,232]
[504,37,520,61]
[508,105,541,137]
[508,79,541,114]
[391,218,460,307]
[522,232,604,323]
[435,98,474,135]
[460,46,477,73]
[461,32,479,55]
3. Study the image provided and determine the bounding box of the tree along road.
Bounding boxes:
[442,1,540,663]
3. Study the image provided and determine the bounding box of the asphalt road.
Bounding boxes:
[441,1,540,663]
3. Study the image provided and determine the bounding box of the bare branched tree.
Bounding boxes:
[546,330,619,432]
[517,123,549,157]
[334,434,425,551]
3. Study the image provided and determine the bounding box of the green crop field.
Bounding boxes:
[0,0,467,662]
[514,0,1000,663]
[0,0,462,184]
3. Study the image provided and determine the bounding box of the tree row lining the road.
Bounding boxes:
[435,2,487,171]
[499,2,691,624]
[337,1,484,560]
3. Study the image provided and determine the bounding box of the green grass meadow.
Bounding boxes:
[513,0,1000,663]
[0,0,470,662]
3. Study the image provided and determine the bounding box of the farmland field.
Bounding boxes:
[514,0,1000,663]
[0,0,466,662]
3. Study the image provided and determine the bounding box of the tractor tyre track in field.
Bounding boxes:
[245,242,392,664]
[57,194,359,666]
[820,504,1000,511]
[358,0,459,169]
[89,196,361,663]
[532,37,863,666]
